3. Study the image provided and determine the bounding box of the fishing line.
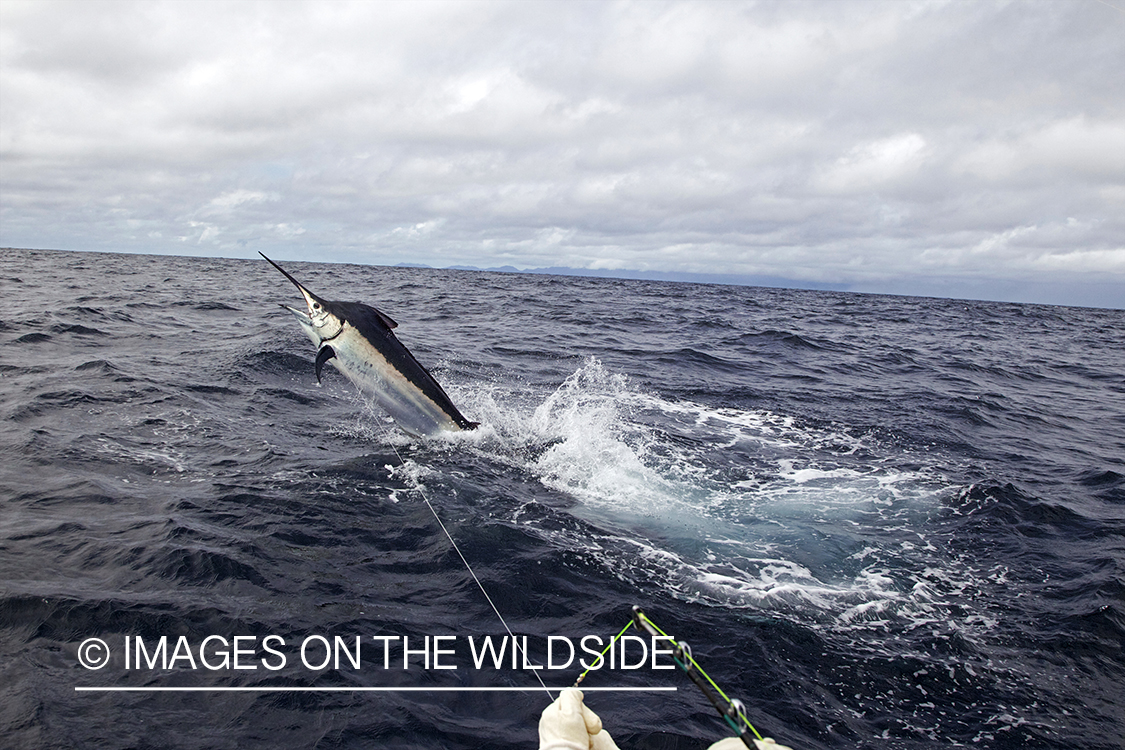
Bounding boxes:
[376,420,555,702]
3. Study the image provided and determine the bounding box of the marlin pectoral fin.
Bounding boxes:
[315,345,336,384]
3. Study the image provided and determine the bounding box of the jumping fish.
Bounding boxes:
[260,253,477,437]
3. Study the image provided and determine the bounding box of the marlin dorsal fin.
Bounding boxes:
[375,309,397,329]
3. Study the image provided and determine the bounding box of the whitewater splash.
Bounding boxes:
[393,358,974,638]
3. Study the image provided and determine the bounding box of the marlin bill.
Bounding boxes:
[260,253,477,438]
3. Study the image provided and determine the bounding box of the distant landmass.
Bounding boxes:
[393,262,849,292]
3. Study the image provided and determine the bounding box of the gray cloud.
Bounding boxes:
[2,0,1123,306]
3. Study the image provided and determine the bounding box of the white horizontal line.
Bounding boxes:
[75,686,676,693]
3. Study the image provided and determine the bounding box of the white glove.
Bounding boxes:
[539,688,621,750]
[708,737,795,750]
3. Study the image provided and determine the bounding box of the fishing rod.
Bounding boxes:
[575,605,765,748]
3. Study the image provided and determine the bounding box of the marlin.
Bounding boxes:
[260,253,477,437]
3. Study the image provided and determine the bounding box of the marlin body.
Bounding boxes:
[260,253,477,438]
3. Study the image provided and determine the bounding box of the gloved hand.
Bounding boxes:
[539,688,621,750]
[708,737,795,750]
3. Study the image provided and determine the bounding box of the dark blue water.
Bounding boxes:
[2,248,1122,749]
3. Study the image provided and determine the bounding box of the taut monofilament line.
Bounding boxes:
[375,422,556,703]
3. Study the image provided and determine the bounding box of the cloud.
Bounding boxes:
[815,133,929,193]
[1,0,1123,306]
[204,190,279,213]
[956,116,1125,182]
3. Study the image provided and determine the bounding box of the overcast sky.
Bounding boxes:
[2,0,1123,307]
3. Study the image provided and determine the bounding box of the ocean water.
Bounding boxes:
[1,247,1122,750]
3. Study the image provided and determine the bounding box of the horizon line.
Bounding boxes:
[75,685,676,693]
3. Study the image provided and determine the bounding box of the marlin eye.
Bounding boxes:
[314,303,321,310]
